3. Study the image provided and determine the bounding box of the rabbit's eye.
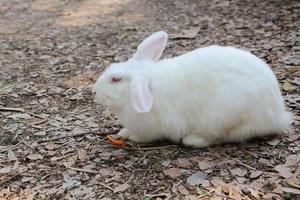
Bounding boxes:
[111,77,122,83]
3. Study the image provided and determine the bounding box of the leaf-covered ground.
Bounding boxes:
[0,0,299,199]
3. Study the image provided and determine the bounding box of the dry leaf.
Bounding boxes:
[229,187,243,200]
[163,168,181,178]
[171,27,200,39]
[282,81,296,91]
[273,185,283,194]
[12,161,19,171]
[263,193,281,199]
[21,176,34,183]
[66,185,95,199]
[0,166,11,174]
[161,159,171,167]
[113,183,130,193]
[230,168,247,177]
[266,139,280,146]
[7,150,17,161]
[198,161,212,170]
[99,169,122,177]
[175,158,192,168]
[19,188,36,200]
[245,187,261,199]
[258,158,273,167]
[27,153,44,160]
[178,185,189,195]
[50,179,80,195]
[186,172,208,186]
[8,113,32,120]
[274,165,293,179]
[214,180,242,199]
[287,177,300,189]
[249,170,263,179]
[285,154,300,166]
[77,149,87,162]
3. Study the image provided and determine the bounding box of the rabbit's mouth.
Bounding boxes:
[94,92,117,106]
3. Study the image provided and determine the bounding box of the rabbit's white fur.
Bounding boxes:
[93,31,292,148]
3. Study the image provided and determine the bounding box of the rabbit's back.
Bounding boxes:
[146,46,291,143]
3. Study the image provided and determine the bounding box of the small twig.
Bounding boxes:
[172,146,183,157]
[215,156,231,166]
[31,125,43,129]
[99,182,114,191]
[150,186,166,195]
[0,107,25,112]
[28,118,48,126]
[12,132,21,142]
[41,173,52,181]
[26,111,46,119]
[236,161,256,170]
[66,166,98,174]
[40,131,91,142]
[143,165,152,177]
[63,88,73,95]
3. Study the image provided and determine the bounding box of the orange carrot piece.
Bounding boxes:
[106,135,125,146]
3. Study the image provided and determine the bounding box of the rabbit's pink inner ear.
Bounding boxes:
[130,77,153,113]
[133,31,168,61]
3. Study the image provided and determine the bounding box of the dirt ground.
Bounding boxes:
[0,0,299,199]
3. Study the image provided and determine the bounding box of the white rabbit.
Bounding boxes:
[92,31,292,148]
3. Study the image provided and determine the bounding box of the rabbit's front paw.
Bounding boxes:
[183,135,211,148]
[116,128,131,139]
[117,128,143,142]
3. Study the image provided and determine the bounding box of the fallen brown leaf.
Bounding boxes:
[163,168,181,178]
[27,153,44,160]
[7,150,17,161]
[230,168,247,177]
[186,172,208,186]
[285,154,300,167]
[113,183,130,193]
[0,166,11,174]
[178,185,189,195]
[249,170,263,179]
[274,165,293,179]
[282,81,296,91]
[198,161,212,170]
[175,158,192,168]
[171,27,200,39]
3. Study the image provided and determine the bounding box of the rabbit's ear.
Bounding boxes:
[133,31,168,61]
[130,76,153,113]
